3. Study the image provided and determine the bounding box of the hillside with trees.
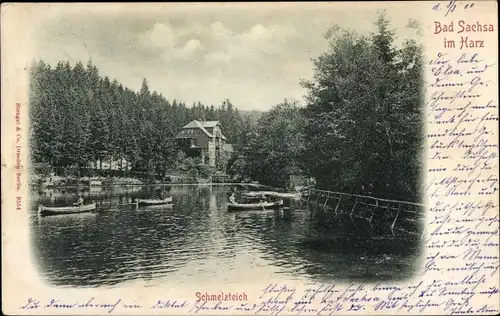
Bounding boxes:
[29,61,253,179]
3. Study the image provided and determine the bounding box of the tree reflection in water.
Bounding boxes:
[232,203,421,283]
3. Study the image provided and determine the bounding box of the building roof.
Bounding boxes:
[199,121,222,128]
[175,121,211,138]
[181,120,222,129]
[176,120,226,139]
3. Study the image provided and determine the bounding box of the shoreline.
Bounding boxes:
[30,172,261,188]
[30,181,270,189]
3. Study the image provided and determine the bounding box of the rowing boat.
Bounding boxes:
[38,203,97,216]
[227,200,284,212]
[135,197,173,206]
[242,191,301,200]
[138,203,174,209]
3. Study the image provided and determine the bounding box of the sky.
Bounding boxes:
[30,3,422,111]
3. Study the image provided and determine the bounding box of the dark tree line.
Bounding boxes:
[302,14,423,202]
[233,14,423,202]
[29,60,253,176]
[228,99,305,187]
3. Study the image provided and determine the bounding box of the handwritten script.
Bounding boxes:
[422,0,499,313]
[19,281,500,314]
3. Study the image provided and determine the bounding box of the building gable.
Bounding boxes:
[176,120,213,138]
[176,120,227,139]
[199,121,221,128]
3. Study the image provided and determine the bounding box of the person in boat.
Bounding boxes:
[155,189,167,200]
[259,193,267,204]
[73,194,84,206]
[229,193,236,204]
[159,190,166,200]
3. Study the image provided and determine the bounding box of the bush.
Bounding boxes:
[32,162,52,178]
[197,164,214,179]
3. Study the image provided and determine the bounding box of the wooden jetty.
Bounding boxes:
[242,191,301,200]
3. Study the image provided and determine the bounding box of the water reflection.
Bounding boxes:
[31,185,421,288]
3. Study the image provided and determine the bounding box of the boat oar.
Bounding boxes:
[116,202,139,206]
[100,201,137,206]
[98,202,140,207]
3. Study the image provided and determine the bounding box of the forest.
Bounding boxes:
[232,14,423,202]
[29,61,256,178]
[29,14,423,203]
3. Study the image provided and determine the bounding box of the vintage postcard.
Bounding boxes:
[1,1,498,315]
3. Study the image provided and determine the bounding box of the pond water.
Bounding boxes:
[30,185,422,288]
